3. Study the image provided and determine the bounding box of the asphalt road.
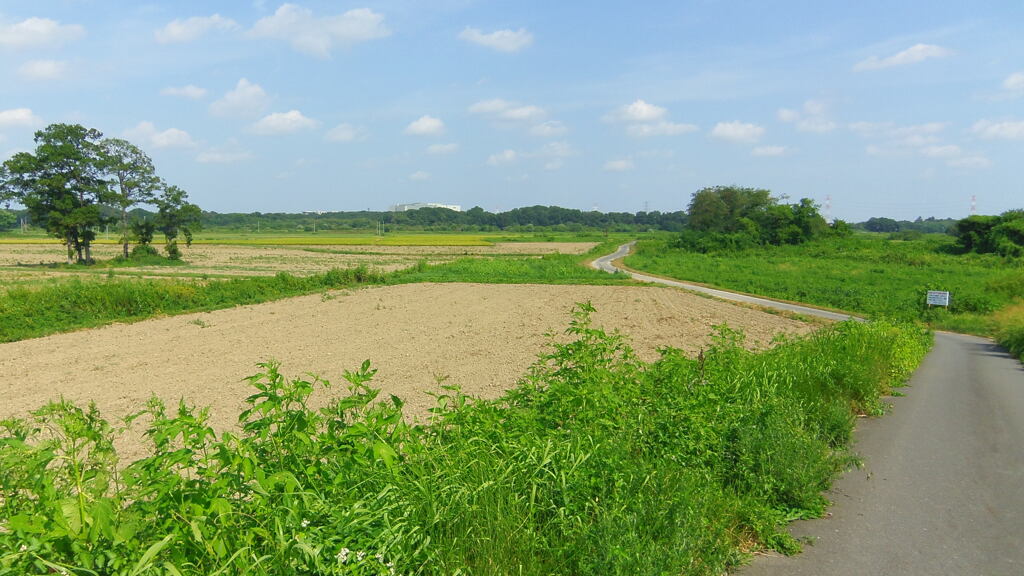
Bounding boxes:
[593,243,1024,575]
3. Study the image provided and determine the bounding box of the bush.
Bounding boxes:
[131,244,160,258]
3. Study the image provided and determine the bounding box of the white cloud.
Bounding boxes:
[530,121,567,137]
[849,121,946,148]
[408,171,431,181]
[752,145,787,157]
[777,100,835,133]
[468,99,512,115]
[0,17,84,49]
[854,43,951,71]
[610,99,667,123]
[972,119,1024,140]
[710,121,764,143]
[500,105,545,121]
[426,143,459,154]
[469,98,546,123]
[487,149,518,166]
[196,147,251,164]
[1003,72,1024,95]
[627,121,698,137]
[124,121,196,149]
[18,59,68,80]
[210,78,270,117]
[947,155,992,169]
[459,27,532,53]
[324,123,363,142]
[161,85,207,99]
[251,4,390,58]
[920,144,961,158]
[544,159,564,171]
[154,14,238,44]
[537,141,576,158]
[250,110,317,135]
[603,159,634,172]
[607,99,697,138]
[405,115,444,136]
[777,108,800,123]
[797,118,837,133]
[0,108,42,128]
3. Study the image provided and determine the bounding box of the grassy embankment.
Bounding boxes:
[0,241,631,343]
[626,234,1024,359]
[0,306,931,575]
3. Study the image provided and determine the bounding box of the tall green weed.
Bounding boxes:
[0,308,932,575]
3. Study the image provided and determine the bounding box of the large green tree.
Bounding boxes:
[687,186,773,233]
[680,186,828,250]
[101,138,161,258]
[0,124,108,263]
[154,185,202,259]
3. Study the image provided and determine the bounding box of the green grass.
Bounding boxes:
[993,302,1024,359]
[0,242,630,342]
[625,234,1024,334]
[0,267,384,342]
[0,306,932,575]
[391,252,632,286]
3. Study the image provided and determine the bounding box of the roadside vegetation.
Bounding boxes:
[0,305,930,575]
[623,187,1024,358]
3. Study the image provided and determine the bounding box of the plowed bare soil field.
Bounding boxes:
[0,282,811,462]
[0,242,598,277]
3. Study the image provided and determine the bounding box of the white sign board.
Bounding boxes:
[926,290,950,307]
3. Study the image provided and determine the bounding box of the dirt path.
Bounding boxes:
[1,282,810,461]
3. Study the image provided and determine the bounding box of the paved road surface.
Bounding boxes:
[593,243,1024,575]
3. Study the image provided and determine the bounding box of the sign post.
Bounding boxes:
[926,290,950,308]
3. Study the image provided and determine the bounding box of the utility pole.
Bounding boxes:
[303,210,324,233]
[970,194,977,216]
[824,194,833,222]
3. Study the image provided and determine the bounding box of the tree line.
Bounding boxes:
[198,205,689,233]
[0,123,201,263]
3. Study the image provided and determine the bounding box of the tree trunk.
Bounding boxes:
[84,242,92,263]
[65,237,74,265]
[121,206,129,258]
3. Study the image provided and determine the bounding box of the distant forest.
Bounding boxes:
[852,216,959,234]
[194,205,687,233]
[0,204,965,234]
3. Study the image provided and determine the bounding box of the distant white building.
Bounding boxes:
[390,202,462,212]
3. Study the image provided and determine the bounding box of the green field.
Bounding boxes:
[626,233,1024,333]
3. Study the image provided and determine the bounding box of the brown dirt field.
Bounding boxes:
[0,242,596,278]
[0,282,812,462]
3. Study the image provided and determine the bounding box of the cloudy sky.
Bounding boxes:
[1,1,1022,220]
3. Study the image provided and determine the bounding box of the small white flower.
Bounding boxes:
[18,544,28,552]
[356,550,366,562]
[375,552,385,563]
[300,519,310,528]
[336,547,350,563]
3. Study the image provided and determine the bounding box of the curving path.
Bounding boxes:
[592,241,854,322]
[593,242,1024,575]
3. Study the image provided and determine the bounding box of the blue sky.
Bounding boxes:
[1,1,1022,221]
